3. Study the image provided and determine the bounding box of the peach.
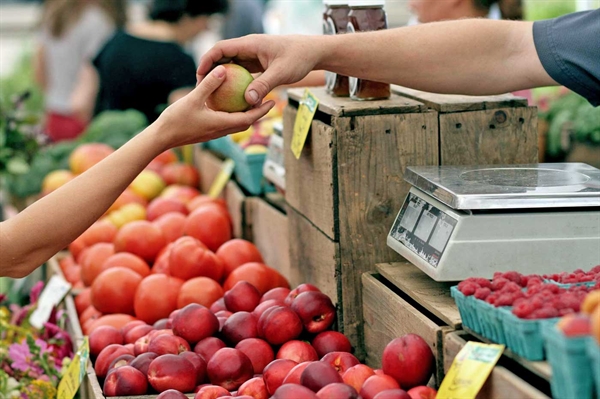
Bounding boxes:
[95,344,134,379]
[291,291,336,334]
[210,298,227,313]
[382,335,434,389]
[224,281,261,313]
[222,311,258,345]
[235,338,274,374]
[300,361,343,392]
[147,334,190,355]
[284,284,320,306]
[194,385,230,399]
[282,361,311,385]
[360,375,401,399]
[237,376,268,399]
[557,314,592,336]
[130,352,158,376]
[103,365,147,396]
[41,169,74,196]
[316,383,359,399]
[154,318,170,329]
[262,359,298,395]
[374,389,412,399]
[253,299,284,320]
[180,351,208,385]
[153,212,187,244]
[342,364,376,393]
[106,354,135,376]
[194,337,226,362]
[172,303,220,345]
[160,185,201,204]
[206,64,254,113]
[277,341,319,364]
[160,163,200,187]
[312,331,352,357]
[148,354,197,393]
[157,389,188,399]
[207,348,254,391]
[121,320,147,337]
[259,306,303,345]
[407,386,437,399]
[261,287,291,303]
[147,197,189,221]
[272,384,318,399]
[89,326,123,358]
[321,352,360,375]
[69,143,114,174]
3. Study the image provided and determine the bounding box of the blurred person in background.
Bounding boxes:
[408,0,522,25]
[34,0,126,142]
[222,0,265,40]
[71,0,228,124]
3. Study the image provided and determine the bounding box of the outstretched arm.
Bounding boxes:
[197,19,557,105]
[0,66,274,278]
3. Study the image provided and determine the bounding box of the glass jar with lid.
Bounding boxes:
[323,0,351,96]
[347,0,390,100]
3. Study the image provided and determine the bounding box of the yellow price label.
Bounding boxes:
[291,89,319,160]
[57,337,89,399]
[208,158,235,198]
[437,342,504,399]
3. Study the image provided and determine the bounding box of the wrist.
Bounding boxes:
[314,34,342,71]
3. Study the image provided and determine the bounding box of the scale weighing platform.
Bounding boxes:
[387,163,600,281]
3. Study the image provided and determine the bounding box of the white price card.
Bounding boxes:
[29,275,72,329]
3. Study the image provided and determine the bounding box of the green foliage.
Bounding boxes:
[524,0,576,21]
[0,53,44,116]
[77,109,147,148]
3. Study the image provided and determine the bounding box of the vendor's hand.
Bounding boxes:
[197,35,320,106]
[156,65,275,149]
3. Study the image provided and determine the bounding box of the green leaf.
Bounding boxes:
[6,157,30,174]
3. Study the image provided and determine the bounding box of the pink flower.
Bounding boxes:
[30,281,44,303]
[8,342,42,375]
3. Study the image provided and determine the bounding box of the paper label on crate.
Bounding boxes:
[57,337,89,399]
[208,158,235,198]
[29,275,72,329]
[437,342,504,399]
[291,89,319,159]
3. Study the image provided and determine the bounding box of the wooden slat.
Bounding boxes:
[287,87,426,117]
[362,272,446,385]
[224,181,246,239]
[283,105,337,239]
[336,111,439,360]
[247,198,291,281]
[195,146,225,195]
[287,206,340,316]
[376,262,462,329]
[443,332,550,399]
[439,107,538,165]
[391,85,528,113]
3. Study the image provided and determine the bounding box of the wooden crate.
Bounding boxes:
[362,271,459,386]
[245,196,291,281]
[284,87,438,356]
[444,331,551,399]
[391,86,539,165]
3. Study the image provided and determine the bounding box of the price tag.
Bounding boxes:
[437,342,504,399]
[29,275,71,329]
[208,158,235,198]
[57,337,89,399]
[291,89,319,160]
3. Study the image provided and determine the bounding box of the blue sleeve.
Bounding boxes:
[533,9,600,106]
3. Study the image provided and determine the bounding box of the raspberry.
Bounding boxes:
[541,284,562,294]
[526,307,559,319]
[590,265,600,274]
[494,294,515,307]
[526,276,543,288]
[558,308,575,316]
[491,277,510,291]
[473,278,492,289]
[502,271,524,286]
[474,287,491,300]
[486,293,498,305]
[580,275,594,282]
[513,302,534,318]
[458,281,478,296]
[500,282,522,294]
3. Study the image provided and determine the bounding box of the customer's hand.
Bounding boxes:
[197,35,320,106]
[156,65,275,149]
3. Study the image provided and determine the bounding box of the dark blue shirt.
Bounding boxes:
[533,9,600,106]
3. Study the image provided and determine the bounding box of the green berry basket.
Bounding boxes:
[499,307,558,361]
[543,326,595,399]
[475,300,507,345]
[451,286,483,334]
[588,337,600,399]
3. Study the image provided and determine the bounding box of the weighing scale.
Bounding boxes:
[387,163,600,281]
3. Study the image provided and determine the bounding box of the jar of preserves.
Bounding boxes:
[323,0,351,97]
[347,0,390,100]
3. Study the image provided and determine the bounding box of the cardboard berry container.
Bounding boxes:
[475,299,507,345]
[543,326,595,399]
[588,337,600,399]
[499,308,558,361]
[543,279,596,289]
[450,286,482,334]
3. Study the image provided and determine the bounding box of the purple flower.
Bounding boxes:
[8,342,42,375]
[30,281,44,303]
[0,293,6,303]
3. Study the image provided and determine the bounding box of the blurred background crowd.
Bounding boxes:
[0,0,598,216]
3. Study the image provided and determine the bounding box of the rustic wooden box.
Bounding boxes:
[284,87,538,356]
[444,331,551,398]
[362,263,462,386]
[245,196,291,281]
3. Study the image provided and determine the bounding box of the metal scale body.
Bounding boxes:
[387,163,600,281]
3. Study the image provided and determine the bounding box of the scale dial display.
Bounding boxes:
[390,192,457,268]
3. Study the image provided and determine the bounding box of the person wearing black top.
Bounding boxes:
[72,0,228,123]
